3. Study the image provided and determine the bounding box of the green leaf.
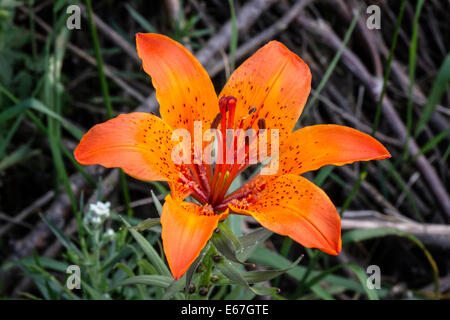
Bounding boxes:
[134,218,160,231]
[151,189,163,216]
[250,246,369,298]
[113,275,172,289]
[242,255,303,283]
[119,216,171,277]
[212,225,249,266]
[303,264,345,289]
[412,127,450,161]
[314,165,335,186]
[39,214,83,258]
[0,100,27,123]
[239,228,272,248]
[238,228,272,261]
[138,259,158,275]
[114,263,135,277]
[163,275,186,300]
[346,264,379,300]
[227,0,238,71]
[4,256,68,273]
[219,221,242,250]
[114,262,149,299]
[415,53,450,137]
[0,113,24,159]
[125,4,157,33]
[81,280,105,300]
[216,260,279,296]
[0,144,39,171]
[31,98,82,139]
[101,246,134,272]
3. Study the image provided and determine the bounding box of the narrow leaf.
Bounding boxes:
[119,216,171,277]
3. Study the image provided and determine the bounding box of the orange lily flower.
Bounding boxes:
[74,33,390,279]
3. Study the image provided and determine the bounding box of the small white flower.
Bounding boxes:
[105,228,115,237]
[89,201,111,218]
[84,201,112,228]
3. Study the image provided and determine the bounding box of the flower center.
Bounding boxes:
[179,96,270,210]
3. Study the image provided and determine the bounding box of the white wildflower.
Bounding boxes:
[84,201,111,228]
[89,201,111,218]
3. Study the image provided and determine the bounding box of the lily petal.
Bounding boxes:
[229,174,341,255]
[161,195,222,279]
[276,125,391,175]
[136,33,218,135]
[74,112,178,182]
[220,41,311,147]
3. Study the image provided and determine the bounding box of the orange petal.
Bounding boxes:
[276,125,391,175]
[229,174,341,255]
[136,33,218,134]
[220,41,311,147]
[74,112,178,182]
[161,195,222,279]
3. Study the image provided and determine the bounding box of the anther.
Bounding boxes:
[248,107,256,114]
[219,96,229,112]
[227,97,237,109]
[245,135,250,146]
[257,118,266,130]
[211,113,223,129]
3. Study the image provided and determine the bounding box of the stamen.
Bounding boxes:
[258,118,266,130]
[248,107,256,115]
[196,164,211,197]
[211,95,240,205]
[219,96,229,113]
[211,113,223,129]
[227,97,237,129]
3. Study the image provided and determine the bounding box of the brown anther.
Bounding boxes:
[211,113,223,129]
[258,118,266,130]
[219,96,237,113]
[248,107,256,114]
[219,96,229,112]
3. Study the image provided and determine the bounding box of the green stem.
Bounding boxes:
[195,245,217,300]
[227,0,238,72]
